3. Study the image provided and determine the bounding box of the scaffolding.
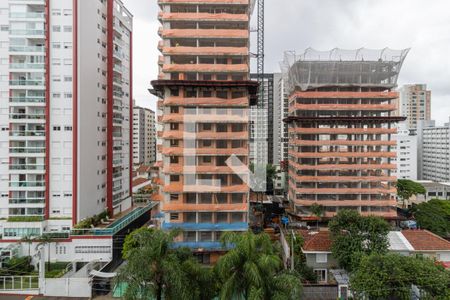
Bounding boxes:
[281,48,410,94]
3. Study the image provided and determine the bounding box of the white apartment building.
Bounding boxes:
[0,0,133,240]
[417,119,450,182]
[397,84,431,131]
[132,106,156,165]
[392,123,417,180]
[250,73,272,167]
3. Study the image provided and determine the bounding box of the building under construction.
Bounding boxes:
[282,48,409,219]
[151,0,258,262]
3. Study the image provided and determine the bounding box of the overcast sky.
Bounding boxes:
[124,0,450,124]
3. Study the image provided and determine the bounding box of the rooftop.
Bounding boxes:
[401,230,450,251]
[301,231,332,252]
[281,47,409,93]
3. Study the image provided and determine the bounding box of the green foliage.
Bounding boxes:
[351,254,450,300]
[7,216,43,222]
[329,210,390,271]
[44,262,70,278]
[73,210,108,229]
[310,203,325,218]
[215,231,302,300]
[397,179,426,201]
[0,256,34,276]
[412,199,450,238]
[117,228,215,300]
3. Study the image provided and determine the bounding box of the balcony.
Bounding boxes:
[9,165,45,171]
[9,198,45,204]
[10,63,45,70]
[9,12,45,19]
[10,131,45,137]
[9,96,45,104]
[9,80,45,87]
[9,181,45,188]
[10,113,46,122]
[9,29,45,37]
[9,45,45,53]
[10,147,45,154]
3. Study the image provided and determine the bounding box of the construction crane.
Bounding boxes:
[256,0,264,105]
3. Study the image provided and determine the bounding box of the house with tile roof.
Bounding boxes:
[300,229,450,283]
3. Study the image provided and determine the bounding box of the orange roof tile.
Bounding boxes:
[132,177,150,187]
[301,231,332,252]
[401,230,450,251]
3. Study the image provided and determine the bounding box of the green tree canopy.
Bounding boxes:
[397,179,426,205]
[329,210,390,271]
[351,254,450,300]
[118,228,216,300]
[412,199,450,238]
[215,231,302,300]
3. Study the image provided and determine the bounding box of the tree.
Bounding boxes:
[412,199,450,238]
[215,231,302,300]
[21,235,34,257]
[118,227,216,300]
[285,232,318,283]
[309,203,324,230]
[36,234,53,271]
[396,179,426,208]
[351,254,450,300]
[329,210,390,271]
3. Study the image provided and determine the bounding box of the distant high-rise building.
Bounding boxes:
[282,48,409,219]
[133,106,156,165]
[397,84,431,130]
[392,124,417,180]
[250,73,273,165]
[151,0,258,260]
[417,119,450,182]
[0,0,133,239]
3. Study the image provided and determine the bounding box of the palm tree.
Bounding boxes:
[215,231,302,300]
[21,235,34,257]
[117,228,215,300]
[36,234,53,271]
[310,203,325,230]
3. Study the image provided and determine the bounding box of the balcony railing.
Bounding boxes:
[10,181,45,188]
[9,45,45,52]
[9,198,45,204]
[10,113,45,120]
[10,147,46,154]
[10,131,45,137]
[10,63,45,69]
[9,29,45,36]
[9,96,45,103]
[9,80,45,86]
[10,165,45,171]
[9,12,45,19]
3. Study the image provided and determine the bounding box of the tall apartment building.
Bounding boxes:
[250,73,273,165]
[397,84,431,130]
[392,124,417,180]
[132,106,156,165]
[417,119,450,182]
[0,0,132,239]
[151,0,257,261]
[283,48,408,219]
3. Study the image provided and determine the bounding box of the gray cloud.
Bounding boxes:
[125,0,450,123]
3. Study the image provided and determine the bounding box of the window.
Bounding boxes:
[314,269,327,283]
[53,126,61,131]
[52,9,61,16]
[170,194,179,201]
[64,126,72,131]
[52,42,61,49]
[52,25,61,32]
[63,26,72,32]
[74,246,111,254]
[170,213,179,220]
[316,253,328,263]
[170,156,179,164]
